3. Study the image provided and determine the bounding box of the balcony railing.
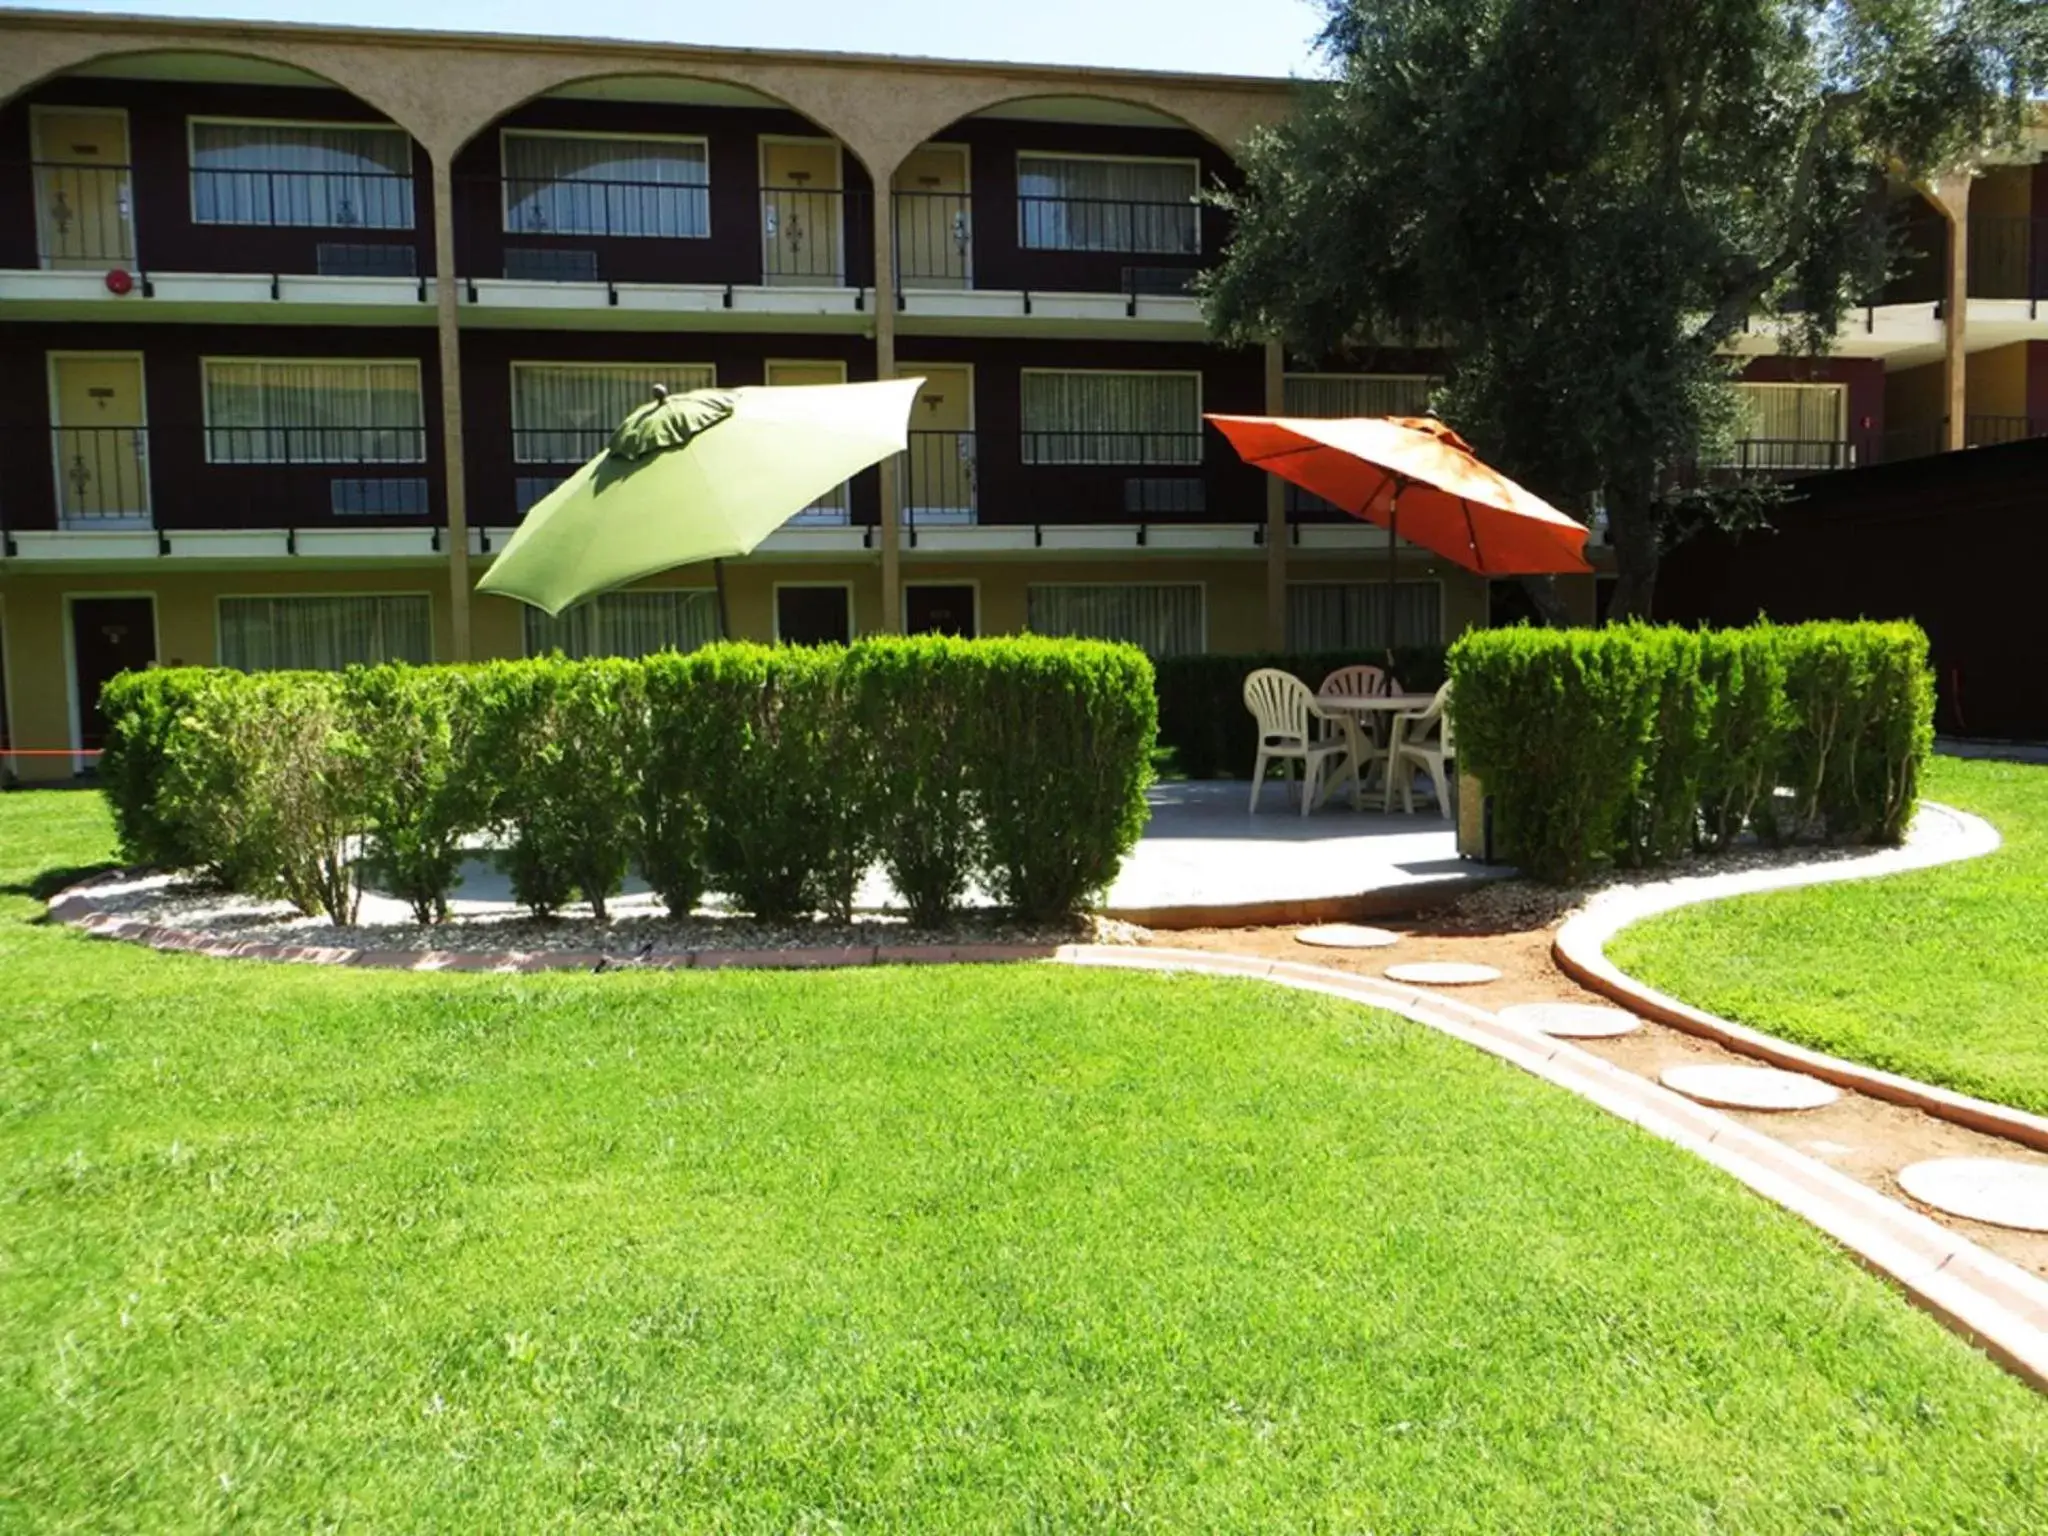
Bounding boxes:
[27,161,136,267]
[189,166,416,232]
[1702,438,1861,474]
[900,429,977,527]
[1016,196,1201,257]
[3,425,435,534]
[1019,430,1206,467]
[894,190,972,288]
[1964,413,2047,448]
[1968,216,2048,302]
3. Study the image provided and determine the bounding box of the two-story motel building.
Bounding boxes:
[1,9,2044,780]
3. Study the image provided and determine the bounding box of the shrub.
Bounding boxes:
[967,637,1156,922]
[343,665,486,923]
[690,643,873,924]
[1451,621,1935,884]
[637,653,713,919]
[98,668,215,868]
[844,636,985,927]
[1154,648,1448,778]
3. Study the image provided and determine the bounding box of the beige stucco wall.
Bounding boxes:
[1886,360,1947,435]
[1965,341,2032,421]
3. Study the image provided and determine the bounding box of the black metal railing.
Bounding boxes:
[759,187,854,283]
[1702,438,1861,474]
[510,426,610,466]
[1968,216,2048,302]
[26,161,136,266]
[1964,414,2047,448]
[5,425,435,532]
[190,166,416,231]
[1882,422,1947,463]
[900,429,976,525]
[894,190,972,286]
[502,173,711,242]
[1017,195,1201,257]
[1019,430,1207,467]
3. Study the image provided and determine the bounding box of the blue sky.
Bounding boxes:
[8,0,1329,78]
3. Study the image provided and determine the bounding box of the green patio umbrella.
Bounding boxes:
[477,376,924,621]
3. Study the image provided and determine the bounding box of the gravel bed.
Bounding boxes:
[65,871,1150,956]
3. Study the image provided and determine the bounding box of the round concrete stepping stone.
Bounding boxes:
[1897,1158,2048,1233]
[1294,924,1401,950]
[1658,1063,1840,1112]
[1498,1002,1641,1039]
[1384,961,1501,986]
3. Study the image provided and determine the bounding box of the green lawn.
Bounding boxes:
[3,791,2046,1531]
[1612,757,2048,1117]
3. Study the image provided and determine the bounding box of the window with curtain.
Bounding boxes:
[1020,371,1201,465]
[218,595,432,671]
[1283,374,1434,418]
[503,132,710,239]
[203,359,425,464]
[524,590,718,659]
[1728,382,1849,469]
[1286,583,1442,651]
[510,362,715,464]
[1026,584,1204,655]
[190,119,414,229]
[1017,155,1200,254]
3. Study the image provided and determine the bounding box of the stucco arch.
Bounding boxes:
[448,66,876,177]
[0,37,434,145]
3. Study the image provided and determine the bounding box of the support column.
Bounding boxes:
[430,155,472,659]
[872,181,902,633]
[1262,339,1287,651]
[1932,171,1972,453]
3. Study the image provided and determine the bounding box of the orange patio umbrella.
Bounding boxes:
[1205,413,1592,648]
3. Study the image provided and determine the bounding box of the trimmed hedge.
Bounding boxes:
[1154,648,1448,779]
[98,638,1157,927]
[1450,622,1935,882]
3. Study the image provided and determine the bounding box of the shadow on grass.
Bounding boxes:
[2,861,124,904]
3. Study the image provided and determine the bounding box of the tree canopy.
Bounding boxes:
[1204,0,2047,617]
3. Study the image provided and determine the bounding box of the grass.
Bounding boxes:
[1612,757,2048,1116]
[3,790,2046,1531]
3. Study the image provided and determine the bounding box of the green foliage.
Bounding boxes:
[845,636,985,927]
[1450,621,1935,882]
[343,665,487,923]
[97,641,1159,925]
[1206,0,2046,614]
[967,637,1157,922]
[1154,648,1449,779]
[96,668,214,869]
[472,658,641,921]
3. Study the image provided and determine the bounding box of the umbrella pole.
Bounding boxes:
[1384,483,1401,658]
[713,558,730,641]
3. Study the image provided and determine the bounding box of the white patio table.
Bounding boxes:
[1315,693,1437,812]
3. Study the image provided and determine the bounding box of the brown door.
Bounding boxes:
[775,585,851,646]
[70,596,156,755]
[905,584,976,637]
[50,353,151,526]
[32,108,135,270]
[760,139,843,284]
[893,145,969,289]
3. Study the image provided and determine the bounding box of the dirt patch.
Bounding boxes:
[1154,911,2048,1280]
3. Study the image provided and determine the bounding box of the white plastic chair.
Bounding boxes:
[1390,682,1454,815]
[1316,665,1393,806]
[1243,668,1353,815]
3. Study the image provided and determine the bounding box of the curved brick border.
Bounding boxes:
[1057,944,2048,1393]
[1552,802,2048,1154]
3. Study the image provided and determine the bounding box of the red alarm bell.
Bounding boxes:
[104,268,135,295]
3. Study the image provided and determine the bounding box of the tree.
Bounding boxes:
[1204,0,2046,618]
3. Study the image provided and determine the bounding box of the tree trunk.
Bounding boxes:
[1517,574,1573,627]
[1603,489,1661,621]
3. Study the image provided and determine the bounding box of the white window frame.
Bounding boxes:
[1015,150,1204,255]
[1285,578,1448,648]
[771,580,857,645]
[200,356,427,467]
[1018,367,1204,467]
[1024,580,1208,655]
[499,127,713,240]
[507,360,716,465]
[186,115,416,229]
[1729,381,1850,470]
[212,590,435,671]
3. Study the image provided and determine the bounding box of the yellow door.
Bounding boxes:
[761,140,843,284]
[32,109,134,270]
[893,146,970,289]
[767,361,851,520]
[50,354,151,525]
[900,364,975,524]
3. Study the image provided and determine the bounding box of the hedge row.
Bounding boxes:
[1449,621,1935,882]
[98,637,1158,927]
[1154,648,1449,779]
